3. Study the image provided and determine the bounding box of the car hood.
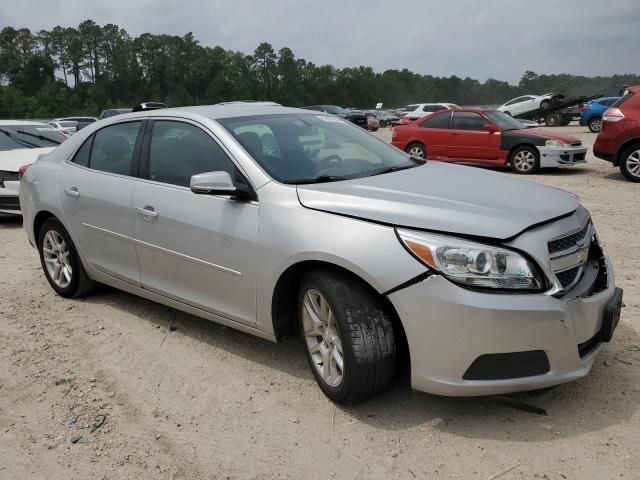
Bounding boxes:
[511,128,580,144]
[0,147,56,171]
[296,162,579,240]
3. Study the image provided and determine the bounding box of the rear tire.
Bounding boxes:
[37,218,95,298]
[619,144,640,182]
[545,113,561,127]
[298,269,396,404]
[510,146,540,174]
[588,117,603,133]
[406,142,426,159]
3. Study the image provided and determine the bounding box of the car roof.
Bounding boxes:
[0,119,51,126]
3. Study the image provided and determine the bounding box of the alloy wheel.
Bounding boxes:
[513,150,536,172]
[590,118,602,132]
[42,230,72,289]
[302,288,344,388]
[407,145,424,158]
[625,149,640,179]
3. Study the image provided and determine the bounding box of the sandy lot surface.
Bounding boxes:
[1,125,639,480]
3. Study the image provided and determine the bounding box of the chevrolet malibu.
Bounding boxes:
[392,108,587,174]
[20,103,622,404]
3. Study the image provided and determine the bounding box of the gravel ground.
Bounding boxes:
[1,125,638,480]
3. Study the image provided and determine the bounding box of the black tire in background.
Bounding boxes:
[510,145,540,175]
[540,99,551,109]
[298,269,397,404]
[619,144,640,182]
[588,117,603,133]
[37,218,95,298]
[545,113,561,127]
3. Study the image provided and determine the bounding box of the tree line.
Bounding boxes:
[1,20,638,118]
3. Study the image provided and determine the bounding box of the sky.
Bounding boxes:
[2,0,639,84]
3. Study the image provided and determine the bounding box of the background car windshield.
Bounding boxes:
[0,125,65,151]
[484,111,526,130]
[323,105,346,114]
[220,114,415,183]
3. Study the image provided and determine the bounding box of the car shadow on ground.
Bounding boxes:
[81,285,639,443]
[0,217,23,229]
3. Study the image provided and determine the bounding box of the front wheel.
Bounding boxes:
[510,146,540,174]
[406,142,426,159]
[540,99,551,109]
[298,270,396,404]
[545,113,561,127]
[588,117,603,133]
[37,218,95,298]
[619,145,640,182]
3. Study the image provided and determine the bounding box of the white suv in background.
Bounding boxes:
[398,103,459,121]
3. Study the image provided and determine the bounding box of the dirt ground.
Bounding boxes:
[1,125,639,480]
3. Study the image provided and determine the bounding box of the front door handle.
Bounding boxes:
[136,206,158,219]
[64,187,80,198]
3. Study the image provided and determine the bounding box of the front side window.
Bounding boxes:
[420,112,451,129]
[451,112,489,131]
[90,121,141,175]
[148,121,236,187]
[220,113,420,184]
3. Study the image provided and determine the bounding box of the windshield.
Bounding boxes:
[484,111,527,130]
[219,113,420,184]
[323,105,346,115]
[0,125,65,151]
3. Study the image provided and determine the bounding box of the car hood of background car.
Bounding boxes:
[0,147,56,171]
[297,162,578,240]
[510,128,580,144]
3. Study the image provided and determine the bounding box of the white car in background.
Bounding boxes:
[0,120,65,216]
[399,103,460,121]
[48,120,78,136]
[498,93,563,117]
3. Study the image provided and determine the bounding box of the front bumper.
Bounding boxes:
[537,145,587,168]
[0,181,21,216]
[388,255,618,397]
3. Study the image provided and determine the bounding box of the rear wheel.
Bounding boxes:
[588,117,603,133]
[298,270,396,404]
[510,146,540,174]
[37,218,95,298]
[406,142,426,159]
[619,145,640,182]
[545,113,561,127]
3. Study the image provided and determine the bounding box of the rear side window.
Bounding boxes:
[72,136,93,167]
[90,122,142,176]
[451,112,488,131]
[599,99,616,107]
[420,112,451,129]
[148,121,237,187]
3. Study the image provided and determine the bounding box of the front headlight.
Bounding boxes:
[397,229,543,290]
[545,139,570,148]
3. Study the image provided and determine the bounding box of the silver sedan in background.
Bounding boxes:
[20,103,622,403]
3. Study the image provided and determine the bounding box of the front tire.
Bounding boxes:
[619,144,640,182]
[37,218,95,298]
[510,146,540,174]
[588,117,603,133]
[540,99,551,109]
[406,142,426,159]
[545,113,561,127]
[298,270,396,404]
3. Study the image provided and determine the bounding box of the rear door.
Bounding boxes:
[417,111,451,160]
[58,120,144,284]
[445,112,502,163]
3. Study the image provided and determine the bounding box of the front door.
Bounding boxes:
[445,112,502,163]
[132,119,259,325]
[58,120,144,284]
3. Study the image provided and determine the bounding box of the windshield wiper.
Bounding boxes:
[0,128,39,149]
[369,163,420,177]
[284,175,345,185]
[15,130,61,145]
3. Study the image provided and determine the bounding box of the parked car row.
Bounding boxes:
[18,102,622,404]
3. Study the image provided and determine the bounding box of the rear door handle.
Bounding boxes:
[136,206,158,219]
[64,187,80,198]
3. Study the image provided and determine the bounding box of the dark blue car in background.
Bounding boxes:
[580,96,620,133]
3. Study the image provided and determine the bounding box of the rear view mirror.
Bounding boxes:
[190,171,237,195]
[483,123,500,133]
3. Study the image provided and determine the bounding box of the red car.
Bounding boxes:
[593,85,640,182]
[391,108,587,174]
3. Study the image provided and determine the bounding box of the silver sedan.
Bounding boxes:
[20,103,622,403]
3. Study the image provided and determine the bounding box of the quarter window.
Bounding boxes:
[148,121,236,187]
[71,136,93,167]
[90,122,141,175]
[451,112,488,131]
[420,112,451,129]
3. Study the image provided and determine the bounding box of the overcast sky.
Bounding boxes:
[2,0,639,83]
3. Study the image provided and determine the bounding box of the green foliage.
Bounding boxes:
[0,20,638,118]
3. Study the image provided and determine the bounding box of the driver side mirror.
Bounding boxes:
[190,171,237,196]
[483,123,500,134]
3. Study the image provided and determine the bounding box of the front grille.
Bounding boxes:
[0,170,19,187]
[575,152,586,161]
[0,195,20,210]
[555,266,581,288]
[548,221,591,254]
